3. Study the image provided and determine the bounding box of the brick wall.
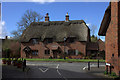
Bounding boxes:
[21,41,86,59]
[98,39,105,51]
[118,1,120,75]
[105,2,120,75]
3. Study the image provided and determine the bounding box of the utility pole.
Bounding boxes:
[64,37,66,60]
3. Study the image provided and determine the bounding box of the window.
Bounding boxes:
[32,50,38,55]
[48,39,53,43]
[44,38,53,44]
[68,49,76,55]
[68,37,76,43]
[45,50,50,55]
[32,39,39,44]
[112,54,114,57]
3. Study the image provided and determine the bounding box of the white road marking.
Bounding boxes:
[83,67,87,70]
[38,68,48,73]
[56,64,59,69]
[56,64,67,80]
[83,64,105,70]
[57,69,61,75]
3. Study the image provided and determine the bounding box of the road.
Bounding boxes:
[26,61,105,78]
[2,61,107,80]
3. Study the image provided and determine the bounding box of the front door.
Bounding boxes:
[52,50,58,59]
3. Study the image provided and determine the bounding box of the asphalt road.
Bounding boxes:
[26,61,105,78]
[2,61,107,80]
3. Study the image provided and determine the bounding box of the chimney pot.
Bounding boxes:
[65,12,69,22]
[45,13,49,22]
[5,36,8,40]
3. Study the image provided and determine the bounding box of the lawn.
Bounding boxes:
[1,58,105,62]
[25,58,105,62]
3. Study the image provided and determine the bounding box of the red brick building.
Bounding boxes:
[86,39,105,59]
[20,13,104,59]
[98,1,120,76]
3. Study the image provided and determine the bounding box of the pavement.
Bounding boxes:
[2,61,114,80]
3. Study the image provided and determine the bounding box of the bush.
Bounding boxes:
[2,58,6,61]
[58,56,63,59]
[104,71,107,75]
[104,71,119,78]
[65,57,69,59]
[4,48,11,58]
[78,52,83,55]
[89,56,92,59]
[110,72,117,77]
[85,57,88,59]
[49,56,53,59]
[17,60,22,64]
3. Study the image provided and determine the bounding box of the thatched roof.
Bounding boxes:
[20,20,90,42]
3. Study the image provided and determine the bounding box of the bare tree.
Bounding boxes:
[90,25,98,42]
[90,25,97,36]
[11,10,43,39]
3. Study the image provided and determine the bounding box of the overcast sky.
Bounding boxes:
[1,1,110,41]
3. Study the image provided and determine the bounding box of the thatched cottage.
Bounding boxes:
[20,13,103,59]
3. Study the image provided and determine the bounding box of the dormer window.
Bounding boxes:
[44,38,53,44]
[68,37,76,43]
[32,39,39,44]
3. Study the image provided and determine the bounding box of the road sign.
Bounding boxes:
[106,63,111,66]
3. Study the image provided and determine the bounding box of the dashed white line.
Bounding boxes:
[57,69,61,75]
[56,64,67,80]
[83,67,87,70]
[56,64,59,69]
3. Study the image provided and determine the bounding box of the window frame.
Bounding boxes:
[32,50,38,56]
[45,50,50,55]
[67,37,76,43]
[68,49,76,55]
[32,39,39,44]
[44,38,53,44]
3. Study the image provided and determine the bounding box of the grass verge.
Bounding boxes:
[25,59,105,62]
[2,58,105,62]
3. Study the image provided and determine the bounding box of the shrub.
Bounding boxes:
[104,71,119,78]
[78,52,83,55]
[104,71,107,75]
[65,57,69,59]
[17,60,22,64]
[110,72,117,77]
[58,56,63,59]
[89,56,92,59]
[49,56,53,59]
[2,58,6,61]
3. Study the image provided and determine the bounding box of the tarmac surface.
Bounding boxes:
[2,61,113,80]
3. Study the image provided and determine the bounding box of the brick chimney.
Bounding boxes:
[65,12,69,22]
[45,13,49,22]
[5,36,8,40]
